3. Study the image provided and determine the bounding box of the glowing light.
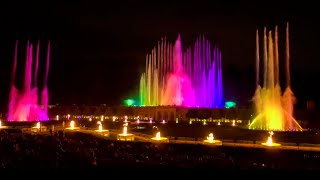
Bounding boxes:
[124,99,135,106]
[95,120,109,134]
[89,116,92,121]
[112,116,116,122]
[70,121,74,129]
[56,115,59,120]
[0,120,9,129]
[124,116,128,123]
[36,122,40,129]
[207,133,214,142]
[217,121,221,125]
[203,132,222,145]
[162,119,166,124]
[65,120,79,130]
[261,131,281,146]
[97,121,102,131]
[101,115,104,121]
[225,101,236,108]
[67,114,70,120]
[117,126,134,141]
[151,131,168,142]
[139,35,224,108]
[123,126,127,135]
[149,117,153,124]
[156,132,161,140]
[232,120,235,126]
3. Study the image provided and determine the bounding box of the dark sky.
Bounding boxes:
[0,0,319,110]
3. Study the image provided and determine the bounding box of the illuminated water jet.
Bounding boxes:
[36,122,40,129]
[151,131,168,142]
[117,126,134,141]
[249,23,303,131]
[203,133,222,145]
[31,122,46,132]
[139,35,223,107]
[95,121,109,135]
[65,120,80,130]
[261,131,281,146]
[8,41,51,122]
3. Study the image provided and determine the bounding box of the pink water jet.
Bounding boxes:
[7,40,51,122]
[161,35,195,106]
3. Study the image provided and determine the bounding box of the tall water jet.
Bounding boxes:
[139,35,224,107]
[41,41,50,116]
[249,23,302,131]
[7,41,51,122]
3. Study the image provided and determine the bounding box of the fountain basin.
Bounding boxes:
[117,134,134,141]
[261,142,281,147]
[151,137,169,142]
[0,126,9,130]
[31,126,47,133]
[203,139,222,145]
[65,127,80,131]
[94,129,109,136]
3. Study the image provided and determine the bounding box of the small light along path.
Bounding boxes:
[17,126,320,152]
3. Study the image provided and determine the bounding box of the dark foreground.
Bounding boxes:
[1,129,320,177]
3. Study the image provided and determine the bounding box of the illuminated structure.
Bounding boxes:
[249,23,303,131]
[151,131,168,142]
[8,41,51,122]
[139,35,223,108]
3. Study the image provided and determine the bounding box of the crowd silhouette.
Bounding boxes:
[0,130,320,171]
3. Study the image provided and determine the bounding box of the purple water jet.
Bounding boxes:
[7,41,51,122]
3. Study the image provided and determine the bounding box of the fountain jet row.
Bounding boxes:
[249,23,302,131]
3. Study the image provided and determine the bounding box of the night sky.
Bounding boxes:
[0,0,319,111]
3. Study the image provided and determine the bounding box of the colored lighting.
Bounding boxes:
[7,41,51,122]
[225,101,236,108]
[124,99,135,106]
[250,23,302,131]
[139,35,224,108]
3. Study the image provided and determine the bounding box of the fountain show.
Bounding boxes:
[0,0,319,175]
